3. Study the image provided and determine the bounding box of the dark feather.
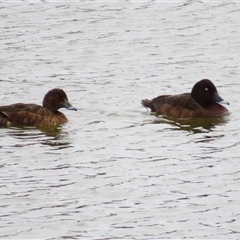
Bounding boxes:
[0,89,76,128]
[142,79,229,118]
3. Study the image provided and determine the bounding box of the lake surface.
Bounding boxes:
[1,1,240,239]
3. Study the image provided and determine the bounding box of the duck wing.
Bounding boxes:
[143,93,202,118]
[0,103,65,127]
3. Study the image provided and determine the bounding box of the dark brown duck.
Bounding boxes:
[0,88,77,127]
[142,79,230,118]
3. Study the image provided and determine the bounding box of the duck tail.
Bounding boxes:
[141,99,156,112]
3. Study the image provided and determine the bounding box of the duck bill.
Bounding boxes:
[213,92,229,105]
[63,99,77,111]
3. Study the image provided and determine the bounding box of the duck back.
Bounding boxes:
[142,93,229,118]
[0,103,68,127]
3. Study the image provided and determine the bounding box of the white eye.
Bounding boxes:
[205,87,209,91]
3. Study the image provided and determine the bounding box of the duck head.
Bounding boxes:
[43,88,77,112]
[191,79,229,107]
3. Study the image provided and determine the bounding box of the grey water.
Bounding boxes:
[1,1,240,239]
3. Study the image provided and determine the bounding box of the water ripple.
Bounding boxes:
[1,1,240,240]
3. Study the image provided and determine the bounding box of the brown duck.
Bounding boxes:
[142,79,230,118]
[0,88,77,127]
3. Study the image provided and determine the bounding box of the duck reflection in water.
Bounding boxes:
[151,115,229,133]
[7,125,72,149]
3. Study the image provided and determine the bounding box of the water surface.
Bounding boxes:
[1,1,240,239]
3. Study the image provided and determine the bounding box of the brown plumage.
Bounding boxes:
[0,88,77,128]
[142,79,230,118]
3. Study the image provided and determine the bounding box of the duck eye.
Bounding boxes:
[205,87,209,91]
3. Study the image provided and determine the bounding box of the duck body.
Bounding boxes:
[142,79,230,118]
[0,88,77,128]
